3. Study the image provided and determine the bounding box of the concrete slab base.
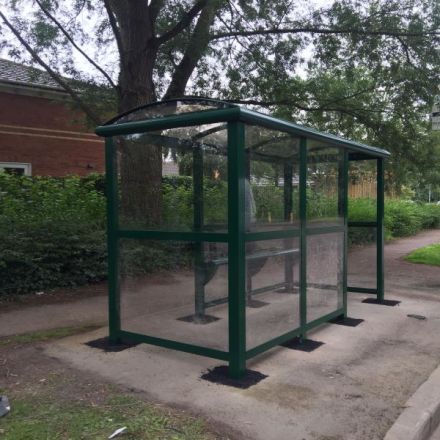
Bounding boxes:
[45,293,440,440]
[384,366,440,440]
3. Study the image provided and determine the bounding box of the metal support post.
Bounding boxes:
[299,138,308,338]
[228,121,246,378]
[341,151,349,316]
[377,158,385,301]
[105,137,121,343]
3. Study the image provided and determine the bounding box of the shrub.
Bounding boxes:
[2,172,440,296]
[0,174,107,295]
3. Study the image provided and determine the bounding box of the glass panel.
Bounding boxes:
[307,232,343,322]
[115,123,228,232]
[119,239,229,351]
[348,159,377,221]
[307,145,344,227]
[348,226,377,289]
[245,238,300,350]
[111,99,235,124]
[245,125,300,232]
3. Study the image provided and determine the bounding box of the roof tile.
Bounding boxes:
[0,58,63,90]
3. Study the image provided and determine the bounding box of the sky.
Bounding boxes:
[0,0,335,88]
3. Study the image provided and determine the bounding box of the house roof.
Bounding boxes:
[0,58,64,91]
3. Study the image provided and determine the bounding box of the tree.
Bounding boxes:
[1,0,439,210]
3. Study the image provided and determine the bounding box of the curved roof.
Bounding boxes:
[105,97,238,125]
[97,97,390,158]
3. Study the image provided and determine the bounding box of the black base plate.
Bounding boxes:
[177,314,220,324]
[280,337,324,352]
[86,337,140,352]
[201,365,267,389]
[362,298,401,306]
[246,299,269,308]
[329,316,364,327]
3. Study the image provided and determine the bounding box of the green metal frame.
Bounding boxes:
[97,98,390,378]
[105,138,120,344]
[346,157,385,301]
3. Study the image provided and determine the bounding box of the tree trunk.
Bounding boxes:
[109,0,162,227]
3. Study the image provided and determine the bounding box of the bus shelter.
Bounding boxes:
[96,98,390,378]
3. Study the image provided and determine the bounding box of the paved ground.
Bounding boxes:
[1,229,440,440]
[349,229,440,295]
[46,292,440,440]
[1,229,439,337]
[432,423,440,439]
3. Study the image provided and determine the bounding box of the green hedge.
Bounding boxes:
[0,174,107,295]
[1,173,440,296]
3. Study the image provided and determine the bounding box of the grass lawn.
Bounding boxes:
[405,243,440,266]
[0,326,224,440]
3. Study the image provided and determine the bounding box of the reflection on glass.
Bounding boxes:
[245,238,300,350]
[348,158,377,221]
[307,232,343,322]
[115,123,228,232]
[245,125,300,231]
[348,227,377,289]
[119,239,229,351]
[307,144,343,227]
[111,99,235,124]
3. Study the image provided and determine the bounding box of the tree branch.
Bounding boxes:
[227,86,376,112]
[156,0,209,45]
[34,0,116,88]
[396,36,416,67]
[0,10,101,124]
[226,98,317,111]
[103,0,125,64]
[211,27,440,41]
[163,1,222,99]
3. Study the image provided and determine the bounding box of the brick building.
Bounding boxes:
[0,58,104,176]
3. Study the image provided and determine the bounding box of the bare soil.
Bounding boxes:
[0,333,233,439]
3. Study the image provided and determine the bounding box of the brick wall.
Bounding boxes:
[0,89,104,176]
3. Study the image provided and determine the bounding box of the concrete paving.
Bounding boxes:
[2,229,440,439]
[46,290,440,440]
[431,423,440,440]
[385,364,440,440]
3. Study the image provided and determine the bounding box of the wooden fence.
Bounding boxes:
[348,179,377,198]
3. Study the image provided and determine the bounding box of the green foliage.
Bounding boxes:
[385,200,440,237]
[0,173,107,295]
[348,198,440,245]
[2,173,440,295]
[0,389,212,440]
[405,243,440,267]
[120,241,193,277]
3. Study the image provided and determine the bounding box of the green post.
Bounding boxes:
[193,146,205,319]
[284,162,294,292]
[228,121,246,378]
[105,137,121,343]
[341,151,349,316]
[377,158,385,301]
[299,138,307,338]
